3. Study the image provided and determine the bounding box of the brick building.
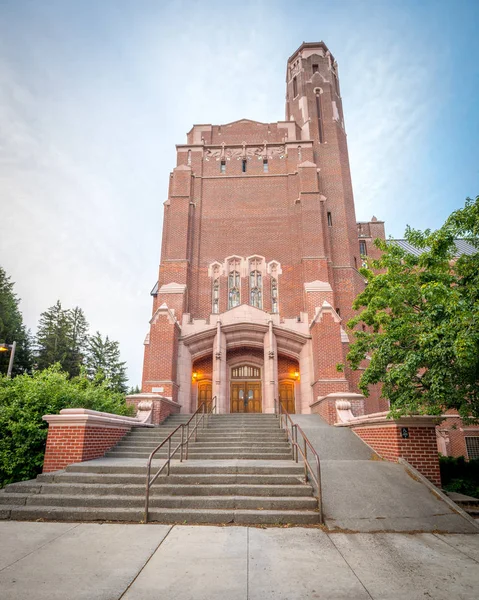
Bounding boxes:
[141,41,387,415]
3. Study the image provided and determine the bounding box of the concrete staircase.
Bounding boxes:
[0,414,320,524]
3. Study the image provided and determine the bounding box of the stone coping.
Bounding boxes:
[310,392,364,409]
[125,394,181,408]
[43,408,152,429]
[336,411,442,429]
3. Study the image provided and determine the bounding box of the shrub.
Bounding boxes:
[0,365,134,487]
[439,455,479,498]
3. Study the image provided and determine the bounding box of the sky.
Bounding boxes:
[0,0,478,386]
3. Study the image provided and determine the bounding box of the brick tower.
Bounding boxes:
[140,41,385,415]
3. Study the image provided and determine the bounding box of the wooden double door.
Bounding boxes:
[230,382,262,413]
[197,382,213,411]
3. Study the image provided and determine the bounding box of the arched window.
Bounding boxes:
[212,278,219,313]
[271,278,278,313]
[228,271,240,309]
[250,270,262,309]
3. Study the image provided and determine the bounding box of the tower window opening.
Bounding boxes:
[250,270,262,309]
[316,92,324,143]
[312,64,319,74]
[263,159,268,173]
[327,212,333,227]
[271,278,279,313]
[359,240,367,256]
[354,256,358,269]
[212,279,220,314]
[220,160,226,174]
[242,159,247,173]
[336,307,341,316]
[187,150,191,165]
[293,76,298,98]
[228,271,240,309]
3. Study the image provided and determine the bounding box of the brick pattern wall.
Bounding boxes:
[43,425,130,473]
[353,424,441,486]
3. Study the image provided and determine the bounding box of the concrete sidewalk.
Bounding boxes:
[1,522,478,599]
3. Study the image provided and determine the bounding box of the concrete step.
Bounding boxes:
[5,505,320,524]
[113,442,290,451]
[115,440,288,449]
[106,451,293,460]
[18,493,317,510]
[2,482,312,498]
[65,462,304,475]
[36,472,305,486]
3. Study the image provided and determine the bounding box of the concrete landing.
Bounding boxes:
[0,522,478,600]
[292,414,478,532]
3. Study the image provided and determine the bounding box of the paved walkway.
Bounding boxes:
[1,521,478,599]
[292,414,477,532]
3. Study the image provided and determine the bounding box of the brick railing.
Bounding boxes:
[126,394,181,425]
[42,408,151,473]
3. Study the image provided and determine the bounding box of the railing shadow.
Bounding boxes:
[144,397,217,523]
[274,399,323,523]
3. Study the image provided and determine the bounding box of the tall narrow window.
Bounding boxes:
[354,256,358,269]
[242,159,247,173]
[228,271,240,309]
[250,270,262,309]
[187,150,191,165]
[263,159,268,173]
[293,76,298,98]
[333,71,340,95]
[271,278,278,313]
[359,240,366,256]
[212,279,219,314]
[220,160,226,174]
[315,92,324,143]
[327,211,333,227]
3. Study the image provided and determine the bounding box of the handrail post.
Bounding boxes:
[167,437,171,475]
[180,424,184,462]
[144,462,151,523]
[303,436,308,483]
[186,422,189,459]
[195,412,198,441]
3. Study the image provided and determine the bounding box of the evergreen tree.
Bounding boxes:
[0,266,32,375]
[64,307,89,377]
[86,331,128,393]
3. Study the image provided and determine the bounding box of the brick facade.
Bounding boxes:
[141,42,387,415]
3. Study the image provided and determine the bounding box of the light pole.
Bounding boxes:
[0,341,16,377]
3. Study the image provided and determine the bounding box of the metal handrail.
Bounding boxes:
[274,399,323,523]
[144,396,217,523]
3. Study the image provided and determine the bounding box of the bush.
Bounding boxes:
[0,365,135,487]
[439,455,479,498]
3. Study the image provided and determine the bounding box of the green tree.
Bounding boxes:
[0,266,32,375]
[345,196,479,421]
[0,365,134,487]
[86,331,128,393]
[35,302,89,377]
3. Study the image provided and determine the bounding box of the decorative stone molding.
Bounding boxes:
[340,327,349,343]
[310,301,341,328]
[304,280,333,293]
[158,282,187,294]
[150,302,177,326]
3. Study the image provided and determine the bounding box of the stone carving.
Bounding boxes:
[205,145,285,161]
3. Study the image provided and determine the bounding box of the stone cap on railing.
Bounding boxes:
[334,403,442,428]
[42,408,154,428]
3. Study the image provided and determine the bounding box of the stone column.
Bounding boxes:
[176,341,192,413]
[263,321,278,413]
[299,340,313,413]
[212,321,228,413]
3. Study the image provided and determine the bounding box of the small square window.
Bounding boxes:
[359,240,366,255]
[263,159,268,173]
[220,160,226,174]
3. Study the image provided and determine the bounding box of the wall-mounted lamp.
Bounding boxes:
[293,371,300,381]
[192,371,198,381]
